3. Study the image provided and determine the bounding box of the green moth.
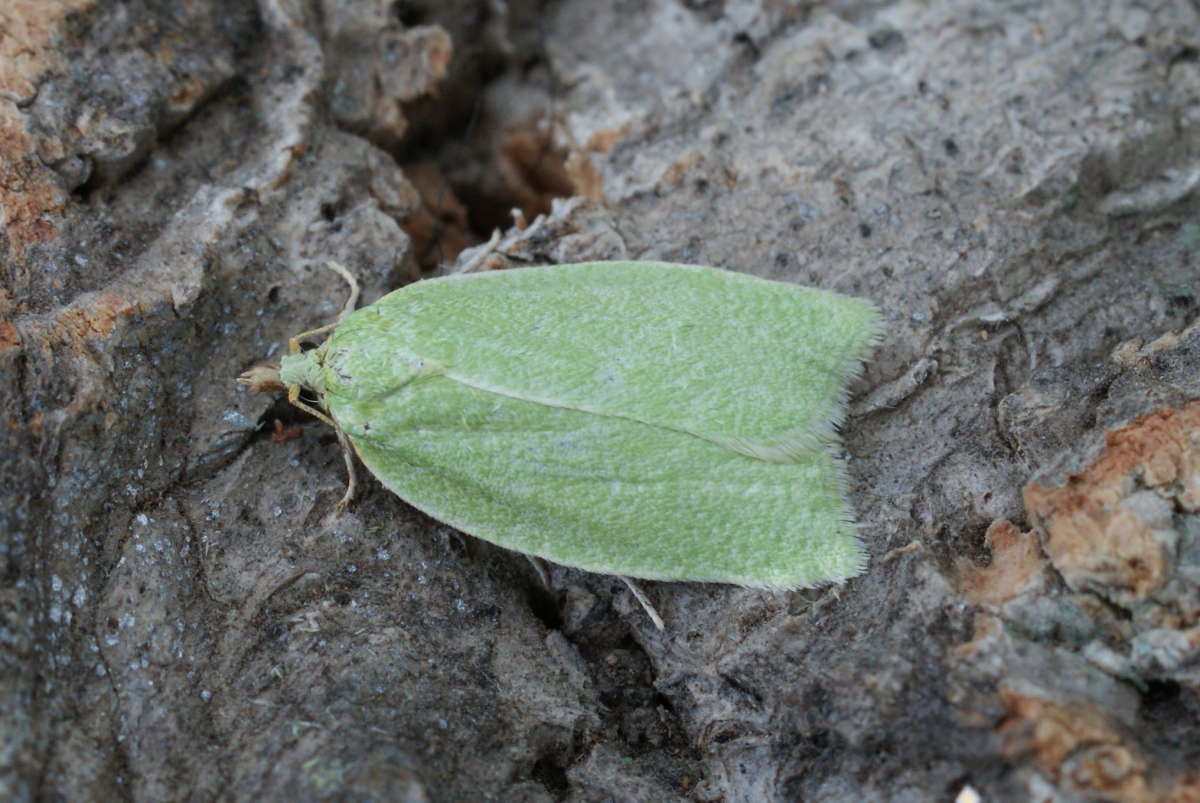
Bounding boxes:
[240,261,881,590]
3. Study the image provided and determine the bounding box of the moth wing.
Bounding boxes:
[326,261,881,453]
[321,261,879,586]
[331,377,864,588]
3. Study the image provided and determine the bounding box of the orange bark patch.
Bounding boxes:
[501,129,574,211]
[0,1,97,98]
[997,688,1200,801]
[378,25,452,103]
[661,151,702,186]
[0,105,66,257]
[0,319,20,353]
[564,123,632,201]
[0,1,96,257]
[564,151,603,201]
[56,292,136,344]
[1024,401,1200,599]
[399,160,478,268]
[959,520,1048,606]
[585,125,632,156]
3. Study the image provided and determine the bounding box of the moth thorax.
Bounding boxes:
[279,350,327,394]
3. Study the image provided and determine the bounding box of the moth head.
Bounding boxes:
[236,364,286,394]
[237,348,327,400]
[233,260,360,512]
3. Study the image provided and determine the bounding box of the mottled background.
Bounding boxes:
[3,1,1199,800]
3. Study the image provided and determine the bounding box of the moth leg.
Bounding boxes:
[332,426,358,513]
[286,261,361,355]
[285,385,358,512]
[620,577,665,630]
[286,384,337,429]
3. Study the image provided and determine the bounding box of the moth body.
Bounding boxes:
[252,261,881,589]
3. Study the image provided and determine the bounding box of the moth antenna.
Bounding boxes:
[325,261,361,321]
[621,577,665,630]
[286,262,361,354]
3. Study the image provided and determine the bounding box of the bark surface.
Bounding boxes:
[3,1,1199,800]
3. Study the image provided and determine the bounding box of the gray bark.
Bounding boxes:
[3,0,1199,800]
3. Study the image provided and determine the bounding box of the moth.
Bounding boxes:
[239,261,880,593]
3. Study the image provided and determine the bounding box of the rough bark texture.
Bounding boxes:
[3,0,1200,800]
